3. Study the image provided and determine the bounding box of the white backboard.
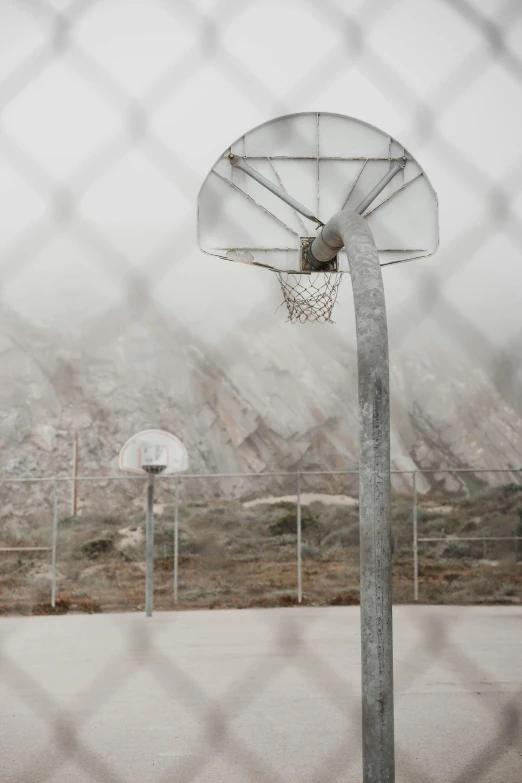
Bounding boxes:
[197,112,439,273]
[119,430,188,475]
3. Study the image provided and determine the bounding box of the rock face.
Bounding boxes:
[0,307,520,502]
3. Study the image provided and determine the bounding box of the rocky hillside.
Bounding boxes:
[0,306,520,504]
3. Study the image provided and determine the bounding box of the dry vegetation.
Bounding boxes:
[1,483,521,615]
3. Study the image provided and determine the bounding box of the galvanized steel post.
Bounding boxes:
[297,473,302,603]
[71,432,79,516]
[51,479,58,608]
[174,476,179,605]
[145,475,155,617]
[311,210,394,783]
[413,471,419,602]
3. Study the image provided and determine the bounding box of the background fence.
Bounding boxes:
[1,467,521,615]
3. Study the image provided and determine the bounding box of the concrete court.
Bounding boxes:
[0,606,521,783]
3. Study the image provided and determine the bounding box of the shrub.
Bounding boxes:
[321,528,358,548]
[180,537,205,555]
[33,596,71,615]
[33,594,101,615]
[501,483,522,497]
[274,533,297,546]
[59,515,82,528]
[268,512,318,537]
[329,590,360,606]
[79,537,113,560]
[74,597,102,613]
[467,576,495,598]
[301,543,320,560]
[442,542,469,559]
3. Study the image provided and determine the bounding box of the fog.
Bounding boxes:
[0,0,521,360]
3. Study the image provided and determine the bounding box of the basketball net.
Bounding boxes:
[275,271,343,324]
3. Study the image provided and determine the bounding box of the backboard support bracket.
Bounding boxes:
[300,237,338,272]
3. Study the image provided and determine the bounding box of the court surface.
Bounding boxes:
[1,606,521,782]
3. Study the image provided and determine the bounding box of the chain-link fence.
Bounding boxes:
[1,1,522,781]
[1,467,521,615]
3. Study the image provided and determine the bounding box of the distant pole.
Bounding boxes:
[51,480,58,608]
[413,471,419,602]
[297,473,302,604]
[174,477,179,605]
[71,432,79,516]
[145,475,155,617]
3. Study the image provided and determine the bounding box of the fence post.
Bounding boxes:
[51,480,58,608]
[297,473,302,604]
[413,471,419,602]
[483,538,487,559]
[174,476,179,606]
[145,475,155,617]
[71,432,79,516]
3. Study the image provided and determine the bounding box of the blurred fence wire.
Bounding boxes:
[1,1,522,781]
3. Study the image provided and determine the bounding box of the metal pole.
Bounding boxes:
[51,480,58,608]
[297,473,302,604]
[174,477,179,606]
[413,471,419,602]
[71,432,79,516]
[229,154,322,225]
[311,210,394,783]
[483,538,487,559]
[355,159,405,215]
[145,474,155,617]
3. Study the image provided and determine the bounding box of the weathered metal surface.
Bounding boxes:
[174,476,179,606]
[198,112,439,273]
[229,154,322,225]
[51,479,58,608]
[300,236,337,272]
[413,471,419,602]
[311,210,394,783]
[145,475,155,618]
[355,159,405,215]
[297,473,302,604]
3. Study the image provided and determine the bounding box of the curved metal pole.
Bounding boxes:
[311,211,394,783]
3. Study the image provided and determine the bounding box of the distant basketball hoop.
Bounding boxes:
[119,429,188,476]
[119,430,188,617]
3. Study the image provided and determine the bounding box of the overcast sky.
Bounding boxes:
[0,0,521,355]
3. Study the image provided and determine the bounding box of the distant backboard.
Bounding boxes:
[197,112,439,273]
[119,430,188,475]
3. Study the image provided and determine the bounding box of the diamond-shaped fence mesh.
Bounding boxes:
[1,1,522,781]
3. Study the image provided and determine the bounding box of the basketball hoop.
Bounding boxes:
[118,429,188,619]
[197,112,440,782]
[276,271,343,323]
[197,112,438,326]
